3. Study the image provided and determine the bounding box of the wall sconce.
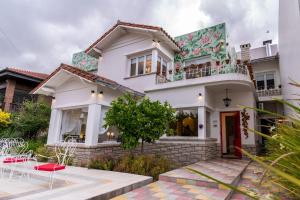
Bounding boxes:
[199,124,203,129]
[91,90,95,94]
[198,92,202,100]
[152,39,160,47]
[52,96,55,100]
[107,132,114,140]
[99,91,103,95]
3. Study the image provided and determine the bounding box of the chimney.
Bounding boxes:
[240,43,251,62]
[263,40,272,57]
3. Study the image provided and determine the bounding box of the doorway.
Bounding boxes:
[220,111,242,158]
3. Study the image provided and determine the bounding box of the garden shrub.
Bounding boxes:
[12,101,51,139]
[0,109,11,129]
[88,156,116,170]
[88,154,172,180]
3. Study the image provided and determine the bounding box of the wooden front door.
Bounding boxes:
[220,111,242,158]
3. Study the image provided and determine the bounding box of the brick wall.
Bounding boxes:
[48,139,218,167]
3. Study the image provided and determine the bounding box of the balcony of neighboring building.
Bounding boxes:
[254,71,282,101]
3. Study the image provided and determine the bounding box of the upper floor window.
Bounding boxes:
[130,54,152,76]
[255,71,275,90]
[157,56,168,77]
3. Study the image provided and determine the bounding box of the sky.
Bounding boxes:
[0,0,278,73]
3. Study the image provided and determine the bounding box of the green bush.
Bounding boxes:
[12,100,51,139]
[88,154,172,180]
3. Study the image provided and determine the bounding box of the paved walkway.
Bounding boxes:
[114,160,291,200]
[113,159,250,200]
[0,162,152,200]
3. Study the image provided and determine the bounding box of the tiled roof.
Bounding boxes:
[85,20,180,53]
[31,63,144,96]
[3,67,49,80]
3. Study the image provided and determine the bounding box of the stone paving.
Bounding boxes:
[0,161,152,200]
[113,159,250,200]
[114,160,292,200]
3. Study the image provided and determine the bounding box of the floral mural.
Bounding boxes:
[72,51,98,72]
[174,23,227,69]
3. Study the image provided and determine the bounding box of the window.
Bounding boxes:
[129,54,152,76]
[255,72,276,90]
[162,59,167,76]
[145,55,152,73]
[157,56,161,74]
[130,58,136,76]
[266,73,275,89]
[138,56,144,75]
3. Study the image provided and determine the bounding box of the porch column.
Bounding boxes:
[85,104,102,146]
[47,108,63,145]
[3,79,16,112]
[198,106,206,139]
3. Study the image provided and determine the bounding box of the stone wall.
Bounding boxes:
[48,138,218,167]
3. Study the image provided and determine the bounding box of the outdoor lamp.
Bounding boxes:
[91,90,95,94]
[223,89,231,107]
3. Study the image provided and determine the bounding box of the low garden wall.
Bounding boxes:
[48,138,218,167]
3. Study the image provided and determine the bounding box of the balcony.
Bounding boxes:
[256,88,282,97]
[156,63,249,84]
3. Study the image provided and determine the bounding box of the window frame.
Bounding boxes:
[255,71,276,91]
[129,54,152,77]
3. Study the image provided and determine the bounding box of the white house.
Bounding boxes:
[33,21,271,161]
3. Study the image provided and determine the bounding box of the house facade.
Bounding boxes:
[33,21,278,164]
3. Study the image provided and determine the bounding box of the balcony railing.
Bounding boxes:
[156,63,249,84]
[256,88,281,97]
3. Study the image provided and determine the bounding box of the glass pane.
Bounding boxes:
[145,55,152,73]
[157,56,161,74]
[60,108,88,143]
[130,58,136,76]
[138,56,144,75]
[255,73,264,81]
[257,80,265,90]
[170,109,198,136]
[162,59,167,76]
[266,73,275,89]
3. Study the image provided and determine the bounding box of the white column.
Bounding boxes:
[47,109,63,145]
[198,106,206,139]
[85,104,102,146]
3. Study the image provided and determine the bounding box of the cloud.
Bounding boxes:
[0,0,278,73]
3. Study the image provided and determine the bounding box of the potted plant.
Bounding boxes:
[236,59,241,64]
[169,69,172,74]
[216,60,220,66]
[225,59,230,64]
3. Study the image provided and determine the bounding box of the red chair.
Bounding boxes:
[34,139,76,189]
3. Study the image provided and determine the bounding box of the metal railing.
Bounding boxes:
[256,88,281,97]
[156,63,249,84]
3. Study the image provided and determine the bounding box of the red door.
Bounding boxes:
[233,112,242,158]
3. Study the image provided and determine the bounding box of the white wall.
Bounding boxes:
[279,0,300,114]
[98,32,175,93]
[147,85,205,108]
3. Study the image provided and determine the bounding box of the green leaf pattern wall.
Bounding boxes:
[174,23,227,69]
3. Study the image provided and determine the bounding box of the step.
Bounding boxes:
[112,180,232,200]
[159,159,250,189]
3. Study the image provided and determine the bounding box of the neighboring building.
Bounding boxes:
[279,0,300,114]
[33,21,259,165]
[238,40,283,149]
[0,67,49,112]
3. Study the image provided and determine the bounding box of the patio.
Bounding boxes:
[0,162,152,200]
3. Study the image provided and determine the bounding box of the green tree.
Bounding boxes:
[104,94,175,152]
[12,100,51,139]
